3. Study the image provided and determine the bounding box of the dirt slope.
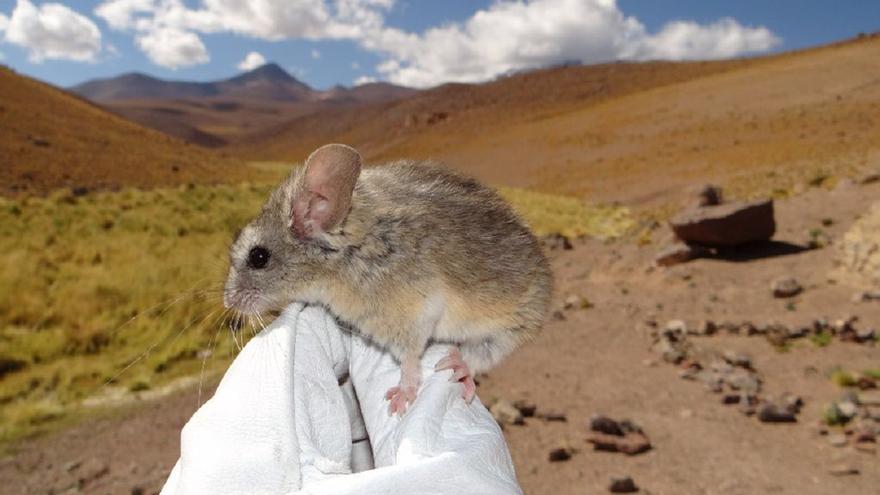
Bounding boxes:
[233,35,880,206]
[232,58,749,163]
[0,66,245,195]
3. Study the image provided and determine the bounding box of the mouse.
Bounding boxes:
[224,144,552,415]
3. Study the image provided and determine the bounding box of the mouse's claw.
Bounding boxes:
[385,384,417,416]
[435,347,476,403]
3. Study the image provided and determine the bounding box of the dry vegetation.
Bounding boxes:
[0,164,631,446]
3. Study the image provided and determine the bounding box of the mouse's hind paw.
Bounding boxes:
[435,347,476,403]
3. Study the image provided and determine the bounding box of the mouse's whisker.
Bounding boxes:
[104,306,222,388]
[198,308,228,406]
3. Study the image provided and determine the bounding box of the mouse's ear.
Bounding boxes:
[290,144,362,238]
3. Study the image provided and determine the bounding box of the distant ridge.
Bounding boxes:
[71,63,414,104]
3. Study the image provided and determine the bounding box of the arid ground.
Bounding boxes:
[1,34,879,495]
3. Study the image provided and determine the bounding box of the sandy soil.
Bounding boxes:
[1,178,878,494]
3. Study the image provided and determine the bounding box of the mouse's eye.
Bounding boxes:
[247,246,270,269]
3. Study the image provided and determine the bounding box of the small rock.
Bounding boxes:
[722,350,752,369]
[590,415,623,435]
[694,184,723,207]
[548,447,572,462]
[655,243,708,267]
[563,294,592,310]
[828,464,859,476]
[551,310,566,321]
[694,320,717,336]
[780,393,803,413]
[855,327,876,343]
[860,171,880,185]
[609,476,638,493]
[859,391,880,407]
[838,400,859,419]
[856,375,877,390]
[540,411,568,422]
[664,319,688,336]
[828,433,848,447]
[771,277,803,298]
[542,233,573,251]
[851,290,880,302]
[784,324,810,339]
[726,369,761,395]
[131,487,145,495]
[739,322,758,335]
[513,400,537,418]
[757,402,797,423]
[586,431,651,455]
[721,394,741,405]
[490,399,524,426]
[831,316,858,335]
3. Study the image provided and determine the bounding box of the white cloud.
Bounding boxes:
[136,26,208,68]
[364,0,780,87]
[4,0,103,63]
[627,18,780,61]
[95,0,393,68]
[94,0,155,30]
[311,48,321,59]
[353,75,376,85]
[237,50,266,70]
[93,0,780,85]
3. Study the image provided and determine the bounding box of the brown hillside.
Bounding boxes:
[231,58,752,166]
[234,35,880,205]
[0,66,245,196]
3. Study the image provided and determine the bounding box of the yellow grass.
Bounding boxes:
[0,174,630,446]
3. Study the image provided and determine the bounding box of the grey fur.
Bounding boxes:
[225,154,552,375]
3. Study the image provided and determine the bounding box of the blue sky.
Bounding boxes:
[0,1,876,90]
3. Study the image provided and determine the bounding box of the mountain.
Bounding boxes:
[71,63,415,105]
[231,34,880,205]
[71,63,313,102]
[70,63,417,146]
[0,66,245,195]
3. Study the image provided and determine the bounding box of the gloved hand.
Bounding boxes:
[161,303,522,495]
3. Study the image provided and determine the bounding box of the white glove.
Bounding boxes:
[161,303,522,495]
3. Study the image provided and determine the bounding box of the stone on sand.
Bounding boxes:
[669,199,775,247]
[655,242,709,267]
[608,476,638,493]
[771,277,803,298]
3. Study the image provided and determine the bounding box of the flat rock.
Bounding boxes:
[586,431,651,455]
[829,464,860,476]
[655,242,709,267]
[670,199,775,247]
[609,476,639,493]
[771,277,803,298]
[757,402,797,423]
[548,447,572,462]
[828,433,848,447]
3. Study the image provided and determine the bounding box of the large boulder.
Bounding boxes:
[835,202,880,288]
[670,200,776,247]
